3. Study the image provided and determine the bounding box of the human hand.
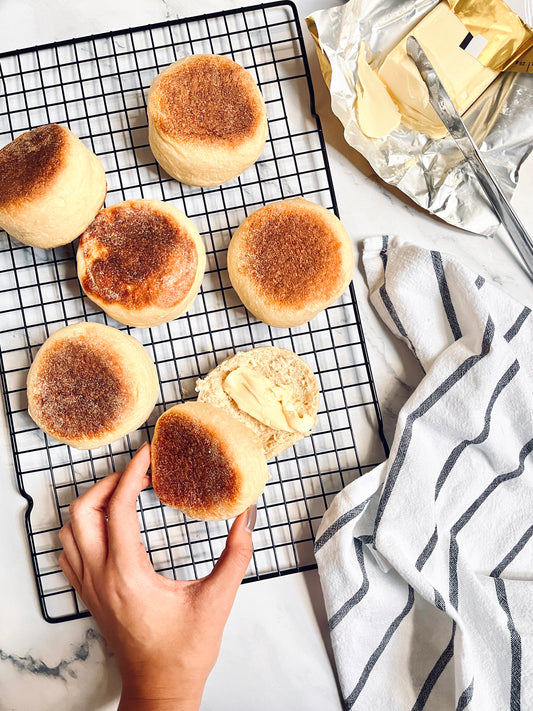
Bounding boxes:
[59,442,256,711]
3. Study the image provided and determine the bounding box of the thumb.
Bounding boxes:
[202,505,256,614]
[106,442,151,563]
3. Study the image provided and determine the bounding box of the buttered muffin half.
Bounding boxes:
[77,199,206,328]
[147,54,268,187]
[227,198,354,328]
[27,322,159,449]
[151,401,269,521]
[196,346,319,459]
[0,124,106,249]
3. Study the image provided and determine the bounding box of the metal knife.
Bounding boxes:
[406,35,533,280]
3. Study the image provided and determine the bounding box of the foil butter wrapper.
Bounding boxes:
[306,0,533,236]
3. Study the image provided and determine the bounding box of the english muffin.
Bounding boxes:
[227,198,354,328]
[0,124,106,249]
[196,346,319,459]
[77,199,206,328]
[151,401,269,521]
[147,54,268,187]
[27,322,159,449]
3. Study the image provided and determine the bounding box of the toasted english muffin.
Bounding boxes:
[27,322,159,449]
[151,401,269,521]
[0,124,106,249]
[77,199,205,328]
[227,198,354,328]
[147,54,268,187]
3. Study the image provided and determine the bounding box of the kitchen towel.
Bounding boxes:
[315,236,532,710]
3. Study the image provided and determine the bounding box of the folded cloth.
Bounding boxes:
[315,236,532,711]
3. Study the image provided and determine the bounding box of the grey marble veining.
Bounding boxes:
[1,629,104,681]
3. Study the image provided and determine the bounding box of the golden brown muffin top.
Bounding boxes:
[0,124,68,207]
[29,335,131,441]
[235,202,345,309]
[150,55,264,146]
[79,202,199,310]
[151,408,239,517]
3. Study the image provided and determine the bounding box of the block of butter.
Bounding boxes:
[360,2,499,139]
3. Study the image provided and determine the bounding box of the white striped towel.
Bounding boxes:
[315,236,532,711]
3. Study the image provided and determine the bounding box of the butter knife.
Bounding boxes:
[406,36,533,280]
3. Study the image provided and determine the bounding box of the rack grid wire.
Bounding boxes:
[0,0,388,623]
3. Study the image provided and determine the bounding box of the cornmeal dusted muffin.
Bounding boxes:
[0,124,106,248]
[77,199,205,328]
[227,198,354,328]
[147,54,268,186]
[27,322,159,449]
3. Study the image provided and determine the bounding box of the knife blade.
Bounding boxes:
[406,35,533,280]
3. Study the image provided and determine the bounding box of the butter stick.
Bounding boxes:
[377,2,498,139]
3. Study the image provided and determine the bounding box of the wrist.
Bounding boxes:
[119,672,205,711]
[118,688,203,711]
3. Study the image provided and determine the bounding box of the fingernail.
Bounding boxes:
[246,504,257,533]
[135,441,150,455]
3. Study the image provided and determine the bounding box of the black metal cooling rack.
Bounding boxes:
[0,1,388,623]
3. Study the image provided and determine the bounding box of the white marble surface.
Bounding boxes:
[1,1,532,710]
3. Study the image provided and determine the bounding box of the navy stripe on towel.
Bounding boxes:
[410,623,455,711]
[491,526,533,578]
[448,439,533,609]
[378,236,423,369]
[416,526,439,572]
[344,587,415,709]
[414,360,519,574]
[456,679,474,709]
[490,529,533,711]
[434,360,520,500]
[431,251,462,341]
[504,307,531,343]
[493,579,521,711]
[374,316,495,538]
[329,539,369,631]
[314,496,373,553]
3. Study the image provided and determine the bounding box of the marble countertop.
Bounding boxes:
[1,1,531,710]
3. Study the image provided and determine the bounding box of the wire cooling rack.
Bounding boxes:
[0,1,388,623]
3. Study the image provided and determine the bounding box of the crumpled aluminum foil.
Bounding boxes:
[307,0,533,236]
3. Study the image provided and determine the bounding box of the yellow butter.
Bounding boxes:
[377,2,499,139]
[355,42,401,139]
[222,366,315,434]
